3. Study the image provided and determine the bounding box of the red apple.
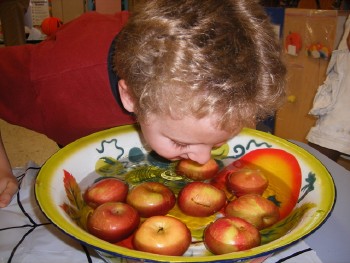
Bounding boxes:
[226,169,268,197]
[87,202,140,243]
[126,182,176,218]
[133,215,191,256]
[210,169,235,200]
[177,182,226,217]
[84,178,129,208]
[204,216,261,254]
[114,233,135,250]
[225,194,280,230]
[176,158,219,181]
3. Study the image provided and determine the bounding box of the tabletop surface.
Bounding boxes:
[292,141,350,263]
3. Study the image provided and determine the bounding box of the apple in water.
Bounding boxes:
[177,182,226,217]
[84,177,129,208]
[204,216,261,254]
[126,182,176,218]
[133,215,192,256]
[176,158,219,181]
[226,169,268,197]
[114,233,135,250]
[87,202,140,243]
[225,194,280,230]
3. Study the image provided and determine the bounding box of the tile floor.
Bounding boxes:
[1,119,350,171]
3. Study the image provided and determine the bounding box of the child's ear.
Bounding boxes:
[118,79,135,113]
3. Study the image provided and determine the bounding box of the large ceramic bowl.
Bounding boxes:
[35,125,335,263]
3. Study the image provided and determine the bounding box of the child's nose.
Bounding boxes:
[187,147,212,165]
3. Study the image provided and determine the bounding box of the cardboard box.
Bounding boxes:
[95,0,121,14]
[51,0,85,23]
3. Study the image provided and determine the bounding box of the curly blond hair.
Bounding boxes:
[114,0,286,133]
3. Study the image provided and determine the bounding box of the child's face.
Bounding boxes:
[118,79,238,164]
[139,114,237,164]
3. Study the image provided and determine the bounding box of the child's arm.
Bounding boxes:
[0,132,18,208]
[347,30,350,51]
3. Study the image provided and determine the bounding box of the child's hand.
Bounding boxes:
[0,173,18,208]
[0,133,18,208]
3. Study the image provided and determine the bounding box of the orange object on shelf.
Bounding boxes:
[285,32,302,55]
[41,17,63,36]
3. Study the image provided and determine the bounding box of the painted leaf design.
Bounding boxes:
[61,169,92,229]
[260,202,316,244]
[63,169,85,210]
[298,172,316,202]
[95,157,125,177]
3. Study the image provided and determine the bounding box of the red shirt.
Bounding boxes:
[0,11,135,146]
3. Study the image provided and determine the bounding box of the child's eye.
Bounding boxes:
[172,141,189,149]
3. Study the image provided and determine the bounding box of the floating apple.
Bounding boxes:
[225,194,280,230]
[212,148,302,220]
[83,177,129,208]
[87,202,140,243]
[133,215,192,256]
[239,149,302,220]
[210,169,236,200]
[204,216,261,254]
[176,158,219,181]
[226,168,268,197]
[126,182,176,218]
[114,233,135,250]
[177,182,226,217]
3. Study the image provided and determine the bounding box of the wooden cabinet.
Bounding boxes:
[274,9,349,142]
[51,0,85,23]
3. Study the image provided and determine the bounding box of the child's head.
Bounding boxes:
[115,0,286,163]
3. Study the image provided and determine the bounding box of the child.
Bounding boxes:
[0,0,286,208]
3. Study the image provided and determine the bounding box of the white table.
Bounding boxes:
[292,141,350,263]
[0,141,349,263]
